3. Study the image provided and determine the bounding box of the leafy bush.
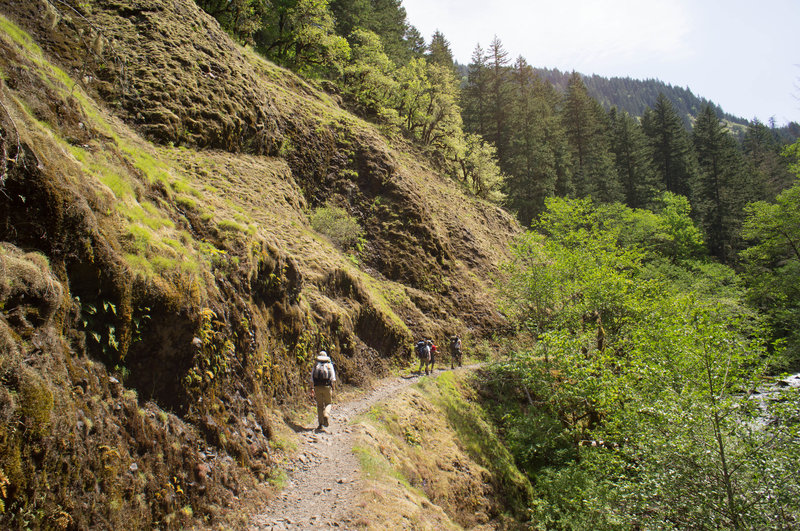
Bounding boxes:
[309,204,364,252]
[489,197,800,528]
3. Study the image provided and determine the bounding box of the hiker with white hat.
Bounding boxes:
[311,351,337,431]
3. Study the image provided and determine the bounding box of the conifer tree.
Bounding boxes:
[462,44,489,138]
[692,105,747,261]
[562,72,621,203]
[641,94,697,199]
[742,119,794,201]
[427,30,454,70]
[486,36,511,165]
[609,108,660,209]
[504,57,571,225]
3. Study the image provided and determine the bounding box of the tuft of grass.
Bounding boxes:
[0,15,43,57]
[217,219,245,233]
[175,195,198,210]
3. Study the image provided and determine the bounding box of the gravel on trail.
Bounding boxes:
[248,370,438,530]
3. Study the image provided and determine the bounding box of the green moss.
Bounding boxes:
[126,224,153,252]
[118,203,175,231]
[97,168,133,199]
[175,195,198,210]
[18,372,54,436]
[161,237,188,255]
[217,219,245,233]
[424,373,534,516]
[171,179,201,197]
[0,15,43,57]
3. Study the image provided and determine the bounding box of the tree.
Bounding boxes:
[641,93,697,199]
[196,0,267,43]
[426,30,454,70]
[486,36,511,165]
[561,73,621,203]
[504,57,571,226]
[741,143,800,366]
[742,119,794,201]
[339,29,397,120]
[608,108,660,209]
[462,44,490,138]
[494,197,800,528]
[255,0,350,77]
[457,133,505,200]
[692,105,747,261]
[330,0,422,64]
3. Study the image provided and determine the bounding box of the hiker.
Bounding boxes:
[428,339,438,372]
[416,339,431,375]
[311,351,336,431]
[450,335,462,369]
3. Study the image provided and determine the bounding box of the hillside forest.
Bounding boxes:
[202,0,800,357]
[0,0,799,528]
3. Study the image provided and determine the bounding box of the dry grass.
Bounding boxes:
[351,370,533,529]
[0,1,522,527]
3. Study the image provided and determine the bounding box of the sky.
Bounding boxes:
[401,0,800,126]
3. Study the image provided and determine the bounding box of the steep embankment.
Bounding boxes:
[250,367,533,530]
[0,0,518,527]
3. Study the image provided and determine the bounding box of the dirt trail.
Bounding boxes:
[248,366,468,530]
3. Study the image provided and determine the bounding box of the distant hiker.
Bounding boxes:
[428,339,438,372]
[416,339,431,375]
[450,336,462,369]
[311,351,336,431]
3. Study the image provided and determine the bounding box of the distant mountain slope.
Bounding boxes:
[533,67,747,131]
[456,61,798,139]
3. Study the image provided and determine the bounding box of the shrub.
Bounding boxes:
[309,205,364,252]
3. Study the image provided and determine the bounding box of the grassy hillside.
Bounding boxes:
[351,370,533,529]
[0,0,518,527]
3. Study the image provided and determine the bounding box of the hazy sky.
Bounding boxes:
[401,0,799,125]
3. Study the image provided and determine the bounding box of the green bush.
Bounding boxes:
[309,205,364,252]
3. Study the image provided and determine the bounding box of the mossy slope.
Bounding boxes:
[353,370,533,529]
[0,0,519,527]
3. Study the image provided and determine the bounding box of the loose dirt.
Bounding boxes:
[248,366,469,530]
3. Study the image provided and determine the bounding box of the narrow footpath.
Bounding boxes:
[248,368,446,530]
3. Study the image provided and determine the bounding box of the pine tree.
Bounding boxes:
[609,108,660,209]
[641,94,697,199]
[742,120,794,201]
[486,36,511,165]
[462,44,489,138]
[427,30,454,70]
[692,105,747,261]
[562,72,621,203]
[504,57,571,225]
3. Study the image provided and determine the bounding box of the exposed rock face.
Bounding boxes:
[0,0,518,527]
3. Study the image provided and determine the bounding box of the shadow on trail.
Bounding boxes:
[283,417,315,433]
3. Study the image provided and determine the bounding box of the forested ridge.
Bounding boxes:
[0,0,798,528]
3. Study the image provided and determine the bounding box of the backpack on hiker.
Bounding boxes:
[416,340,428,360]
[312,362,333,386]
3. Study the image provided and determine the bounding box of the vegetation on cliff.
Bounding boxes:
[0,0,517,527]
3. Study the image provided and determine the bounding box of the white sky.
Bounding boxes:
[401,0,800,125]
